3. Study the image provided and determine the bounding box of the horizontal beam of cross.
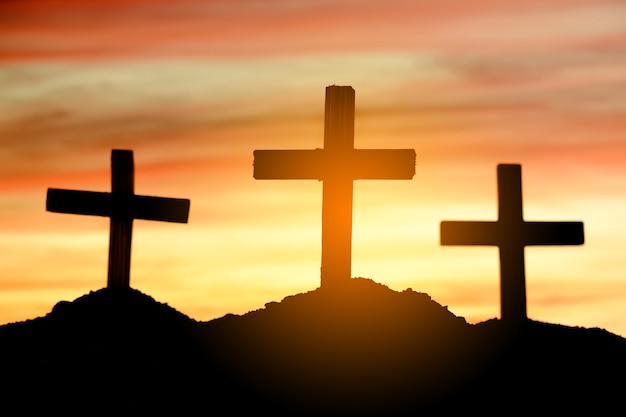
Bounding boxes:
[440,221,584,246]
[253,149,416,180]
[47,189,190,223]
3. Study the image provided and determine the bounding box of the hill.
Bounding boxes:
[1,278,625,414]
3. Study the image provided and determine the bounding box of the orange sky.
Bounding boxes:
[1,0,626,335]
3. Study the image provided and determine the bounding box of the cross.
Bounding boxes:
[253,86,416,289]
[46,149,190,289]
[440,164,584,323]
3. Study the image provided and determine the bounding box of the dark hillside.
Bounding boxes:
[1,278,624,414]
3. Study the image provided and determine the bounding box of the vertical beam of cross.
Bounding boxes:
[254,86,416,290]
[321,86,355,287]
[47,150,190,289]
[440,164,584,323]
[497,165,526,322]
[108,150,134,287]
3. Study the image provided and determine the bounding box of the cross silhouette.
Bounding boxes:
[254,86,416,289]
[46,149,190,288]
[440,164,584,323]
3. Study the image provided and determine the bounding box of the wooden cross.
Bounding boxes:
[46,149,190,288]
[440,164,584,323]
[253,86,416,289]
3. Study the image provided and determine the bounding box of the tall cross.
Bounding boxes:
[253,86,416,289]
[46,149,190,288]
[440,164,584,323]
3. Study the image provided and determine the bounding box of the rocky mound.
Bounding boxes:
[1,278,624,414]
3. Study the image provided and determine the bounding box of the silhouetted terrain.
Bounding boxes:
[1,278,624,414]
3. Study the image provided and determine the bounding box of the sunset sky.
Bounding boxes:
[1,0,626,336]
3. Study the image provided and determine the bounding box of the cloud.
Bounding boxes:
[0,53,431,173]
[3,0,625,61]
